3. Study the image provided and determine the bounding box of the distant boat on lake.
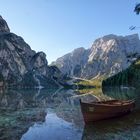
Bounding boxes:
[80,99,135,123]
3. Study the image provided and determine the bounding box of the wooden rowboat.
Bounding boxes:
[80,99,135,123]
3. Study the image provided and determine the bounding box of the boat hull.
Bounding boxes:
[80,100,135,123]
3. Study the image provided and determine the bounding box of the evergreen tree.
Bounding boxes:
[134,3,140,15]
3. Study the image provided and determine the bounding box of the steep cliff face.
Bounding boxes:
[52,47,89,77]
[52,34,140,79]
[0,16,63,88]
[0,16,10,32]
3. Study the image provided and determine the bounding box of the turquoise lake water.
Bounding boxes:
[0,87,140,140]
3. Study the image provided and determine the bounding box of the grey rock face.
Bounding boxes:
[0,16,63,88]
[0,33,35,82]
[52,47,90,77]
[32,52,48,69]
[0,16,10,32]
[52,34,140,79]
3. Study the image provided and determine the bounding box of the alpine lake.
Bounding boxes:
[0,86,140,140]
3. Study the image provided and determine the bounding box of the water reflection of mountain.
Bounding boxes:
[1,87,140,140]
[0,88,69,140]
[0,88,75,109]
[0,89,52,109]
[0,88,83,140]
[21,112,83,140]
[103,87,137,100]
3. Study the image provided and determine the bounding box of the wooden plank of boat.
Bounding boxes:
[80,99,135,123]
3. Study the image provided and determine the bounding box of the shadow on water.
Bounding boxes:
[82,110,140,140]
[1,87,140,140]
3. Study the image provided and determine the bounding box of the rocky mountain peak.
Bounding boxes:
[0,15,10,32]
[52,47,89,77]
[32,52,48,69]
[53,34,140,79]
[0,16,65,88]
[93,34,139,44]
[89,34,140,62]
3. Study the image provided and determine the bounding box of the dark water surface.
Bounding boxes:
[0,87,140,140]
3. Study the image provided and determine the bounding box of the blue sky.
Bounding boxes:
[0,0,139,63]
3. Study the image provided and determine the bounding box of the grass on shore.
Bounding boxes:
[76,78,103,94]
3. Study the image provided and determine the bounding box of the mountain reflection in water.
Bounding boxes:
[0,87,140,140]
[21,112,83,140]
